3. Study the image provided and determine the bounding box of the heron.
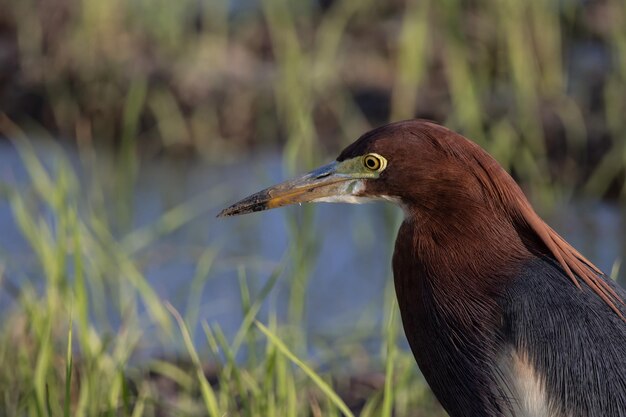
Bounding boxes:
[219,120,626,417]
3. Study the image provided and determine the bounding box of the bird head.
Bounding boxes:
[217,120,491,217]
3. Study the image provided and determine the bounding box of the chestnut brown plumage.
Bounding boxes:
[219,120,626,417]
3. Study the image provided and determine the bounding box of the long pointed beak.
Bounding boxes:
[218,161,362,217]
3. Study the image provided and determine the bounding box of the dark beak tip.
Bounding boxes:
[217,206,236,218]
[217,202,269,218]
[217,190,273,218]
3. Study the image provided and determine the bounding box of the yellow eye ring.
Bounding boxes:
[362,153,387,172]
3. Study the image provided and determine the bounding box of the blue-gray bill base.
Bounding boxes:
[219,120,626,417]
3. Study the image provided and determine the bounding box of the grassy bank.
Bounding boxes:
[0,119,449,416]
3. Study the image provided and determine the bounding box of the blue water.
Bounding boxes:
[1,141,625,358]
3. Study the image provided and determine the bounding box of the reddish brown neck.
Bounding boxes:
[403,205,533,290]
[391,213,525,416]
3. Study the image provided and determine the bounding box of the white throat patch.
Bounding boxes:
[310,180,408,216]
[310,180,373,204]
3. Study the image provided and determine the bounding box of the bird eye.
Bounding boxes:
[363,153,387,172]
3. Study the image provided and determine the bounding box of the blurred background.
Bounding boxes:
[0,0,625,415]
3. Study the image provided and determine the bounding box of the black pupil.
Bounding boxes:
[367,158,377,168]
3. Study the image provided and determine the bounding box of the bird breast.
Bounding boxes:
[498,349,565,417]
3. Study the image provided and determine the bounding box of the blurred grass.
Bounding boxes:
[1,0,626,198]
[0,116,442,415]
[1,0,626,415]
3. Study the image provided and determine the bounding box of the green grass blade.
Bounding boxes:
[64,316,73,417]
[166,303,220,417]
[184,248,218,336]
[34,318,53,417]
[255,320,355,417]
[381,296,398,417]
